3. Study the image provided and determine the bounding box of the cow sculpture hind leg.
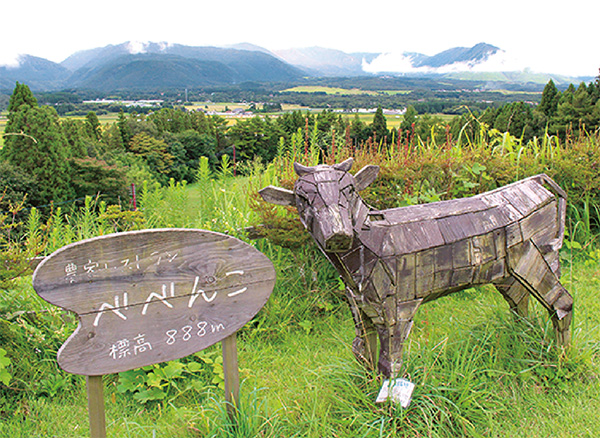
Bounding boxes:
[494,277,530,318]
[500,240,573,346]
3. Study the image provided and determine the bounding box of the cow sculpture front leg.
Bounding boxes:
[346,290,378,370]
[375,299,422,377]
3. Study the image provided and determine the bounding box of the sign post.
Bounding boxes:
[32,229,275,437]
[86,376,106,438]
[222,333,240,420]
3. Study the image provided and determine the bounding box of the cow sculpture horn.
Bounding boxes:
[293,162,313,176]
[333,157,354,172]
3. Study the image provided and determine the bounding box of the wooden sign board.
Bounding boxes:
[32,229,275,376]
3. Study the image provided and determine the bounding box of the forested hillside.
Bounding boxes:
[2,72,600,216]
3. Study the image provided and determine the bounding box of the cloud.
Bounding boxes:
[0,53,22,68]
[126,41,149,55]
[362,49,528,74]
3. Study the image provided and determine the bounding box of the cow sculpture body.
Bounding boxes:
[260,158,573,377]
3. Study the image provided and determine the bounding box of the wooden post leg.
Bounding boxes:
[86,375,106,438]
[222,333,240,421]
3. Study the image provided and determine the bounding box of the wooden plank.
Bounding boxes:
[471,233,496,265]
[528,179,555,205]
[433,270,452,292]
[501,187,537,216]
[492,228,507,259]
[450,266,474,288]
[86,376,106,438]
[520,201,558,242]
[477,207,513,232]
[474,258,506,284]
[437,213,480,243]
[354,165,380,191]
[385,220,444,255]
[258,186,295,206]
[415,249,435,298]
[505,222,523,248]
[451,239,471,268]
[371,260,394,300]
[340,246,362,277]
[33,229,276,376]
[383,296,397,325]
[222,333,240,421]
[395,254,416,301]
[372,196,489,225]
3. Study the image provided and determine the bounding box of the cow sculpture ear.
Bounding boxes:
[259,186,296,206]
[354,165,380,191]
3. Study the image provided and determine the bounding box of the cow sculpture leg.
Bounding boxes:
[494,277,531,318]
[497,240,573,346]
[376,299,422,377]
[346,288,378,370]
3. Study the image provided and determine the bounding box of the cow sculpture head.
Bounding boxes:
[259,158,379,253]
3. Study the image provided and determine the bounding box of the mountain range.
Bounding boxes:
[0,41,587,92]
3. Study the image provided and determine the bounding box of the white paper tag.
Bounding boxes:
[375,378,415,408]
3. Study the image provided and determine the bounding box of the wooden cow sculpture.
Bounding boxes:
[260,158,573,377]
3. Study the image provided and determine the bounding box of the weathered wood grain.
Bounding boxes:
[33,229,275,375]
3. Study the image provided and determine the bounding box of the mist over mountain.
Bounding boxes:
[0,55,70,89]
[0,41,590,92]
[274,47,380,77]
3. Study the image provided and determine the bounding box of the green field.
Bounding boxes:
[283,86,412,96]
[184,101,311,113]
[62,113,121,125]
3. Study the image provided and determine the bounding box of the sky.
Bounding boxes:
[1,0,598,77]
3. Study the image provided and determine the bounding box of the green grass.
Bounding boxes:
[1,176,600,437]
[283,86,380,96]
[283,86,413,97]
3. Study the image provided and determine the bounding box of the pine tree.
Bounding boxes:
[6,82,37,113]
[85,111,102,140]
[2,104,74,205]
[2,83,75,205]
[371,106,388,145]
[538,80,559,118]
[400,105,418,132]
[117,110,132,148]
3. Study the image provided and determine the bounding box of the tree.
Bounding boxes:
[61,119,88,157]
[85,111,102,140]
[2,85,73,205]
[117,110,133,148]
[554,82,594,136]
[128,132,173,181]
[227,116,279,163]
[6,82,37,113]
[0,161,39,212]
[370,106,388,144]
[493,102,536,139]
[400,105,418,132]
[69,157,128,205]
[350,113,368,146]
[538,80,559,118]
